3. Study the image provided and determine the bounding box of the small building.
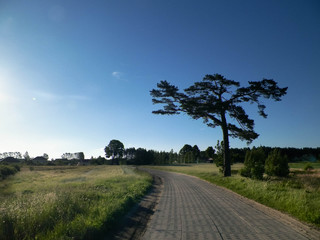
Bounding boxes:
[0,157,21,164]
[206,158,214,163]
[32,156,48,165]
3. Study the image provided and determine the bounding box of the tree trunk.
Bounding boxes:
[221,112,231,177]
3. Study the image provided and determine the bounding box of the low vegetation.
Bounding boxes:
[147,163,320,227]
[265,148,289,177]
[239,147,266,180]
[0,165,20,179]
[0,165,152,240]
[289,162,320,170]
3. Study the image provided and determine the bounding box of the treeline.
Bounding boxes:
[128,146,320,165]
[125,148,177,165]
[228,147,320,163]
[122,146,320,165]
[1,146,319,167]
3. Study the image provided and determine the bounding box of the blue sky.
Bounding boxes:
[0,0,319,159]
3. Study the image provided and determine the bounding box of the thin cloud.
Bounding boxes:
[112,71,122,79]
[35,91,61,101]
[33,91,89,102]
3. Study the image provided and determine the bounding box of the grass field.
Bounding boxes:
[0,165,152,240]
[147,163,320,227]
[289,162,320,169]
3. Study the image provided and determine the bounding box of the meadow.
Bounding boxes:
[0,165,152,240]
[148,163,320,227]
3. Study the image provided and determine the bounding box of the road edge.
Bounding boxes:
[106,171,163,240]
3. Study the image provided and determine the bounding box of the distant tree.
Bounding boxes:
[76,152,85,160]
[169,149,178,164]
[205,146,215,159]
[0,152,22,159]
[179,144,193,163]
[184,151,194,163]
[199,151,208,162]
[24,151,30,161]
[60,152,84,160]
[16,152,22,159]
[179,144,193,155]
[151,74,287,176]
[91,156,106,165]
[265,148,289,177]
[230,148,249,163]
[192,145,200,163]
[61,153,72,160]
[105,139,124,165]
[134,148,154,165]
[125,147,136,161]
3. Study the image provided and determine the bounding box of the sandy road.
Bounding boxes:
[141,169,320,240]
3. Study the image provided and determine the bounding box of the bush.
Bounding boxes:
[13,165,20,171]
[240,147,266,180]
[303,162,314,171]
[0,165,20,179]
[265,148,289,177]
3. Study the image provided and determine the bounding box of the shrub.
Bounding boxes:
[265,148,289,177]
[13,165,20,171]
[240,147,266,180]
[0,165,20,179]
[303,162,314,171]
[214,140,224,170]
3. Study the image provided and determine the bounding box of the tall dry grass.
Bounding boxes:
[0,165,152,239]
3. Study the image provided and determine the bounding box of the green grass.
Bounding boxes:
[0,165,152,239]
[147,163,320,227]
[289,162,320,169]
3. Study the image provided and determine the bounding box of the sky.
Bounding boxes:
[0,0,319,159]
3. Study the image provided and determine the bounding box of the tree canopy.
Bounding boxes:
[151,73,287,176]
[205,146,215,159]
[179,144,193,156]
[178,144,201,163]
[61,152,84,160]
[105,139,125,165]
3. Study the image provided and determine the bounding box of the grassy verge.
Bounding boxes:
[147,163,320,227]
[0,165,152,239]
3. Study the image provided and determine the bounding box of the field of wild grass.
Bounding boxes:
[289,162,320,169]
[148,163,320,227]
[0,165,152,240]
